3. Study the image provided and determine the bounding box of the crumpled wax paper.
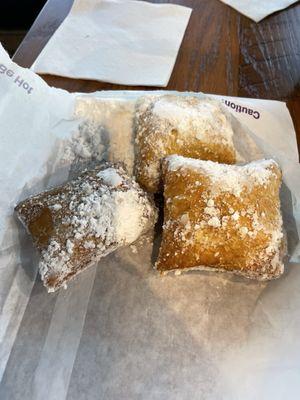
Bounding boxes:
[1,43,300,400]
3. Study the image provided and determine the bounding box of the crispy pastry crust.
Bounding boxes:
[15,163,157,292]
[156,156,285,280]
[135,95,237,193]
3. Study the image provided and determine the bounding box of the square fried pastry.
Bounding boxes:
[156,155,285,280]
[15,163,157,292]
[135,94,237,193]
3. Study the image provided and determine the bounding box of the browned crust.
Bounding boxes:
[156,157,284,280]
[15,162,156,292]
[134,95,237,193]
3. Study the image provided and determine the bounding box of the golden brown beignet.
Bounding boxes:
[135,95,237,193]
[15,163,157,292]
[156,156,285,280]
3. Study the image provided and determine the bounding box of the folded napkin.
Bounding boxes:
[31,0,192,87]
[219,0,298,22]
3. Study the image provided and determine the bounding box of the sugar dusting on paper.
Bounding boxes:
[63,97,136,174]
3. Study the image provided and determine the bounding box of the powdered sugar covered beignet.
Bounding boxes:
[156,156,285,280]
[16,163,157,292]
[135,95,237,193]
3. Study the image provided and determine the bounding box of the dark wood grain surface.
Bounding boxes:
[13,0,300,151]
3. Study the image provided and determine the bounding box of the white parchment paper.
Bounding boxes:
[1,43,300,400]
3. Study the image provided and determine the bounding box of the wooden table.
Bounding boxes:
[13,0,300,152]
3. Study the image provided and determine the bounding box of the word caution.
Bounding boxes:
[223,99,260,119]
[0,63,33,94]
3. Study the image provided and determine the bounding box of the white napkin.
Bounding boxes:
[31,0,192,87]
[219,0,298,22]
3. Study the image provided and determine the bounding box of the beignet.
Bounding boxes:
[135,95,237,193]
[15,163,157,292]
[156,156,285,280]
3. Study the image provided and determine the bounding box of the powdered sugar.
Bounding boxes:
[159,155,284,280]
[62,121,107,164]
[153,95,233,145]
[97,168,123,187]
[152,95,234,145]
[207,217,221,228]
[232,211,240,221]
[204,206,219,217]
[66,239,74,254]
[207,199,214,207]
[51,204,62,211]
[84,241,96,249]
[39,241,70,289]
[20,163,157,292]
[130,245,138,254]
[69,182,155,245]
[72,97,136,173]
[167,155,277,197]
[135,94,237,192]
